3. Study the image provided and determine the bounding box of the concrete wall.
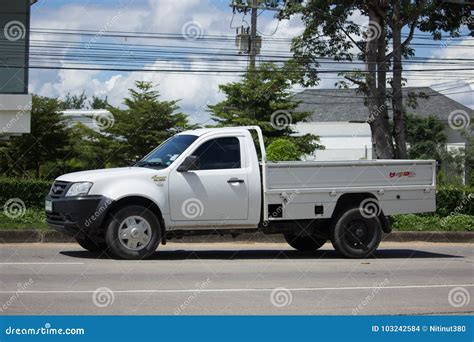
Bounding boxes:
[0,94,31,137]
[294,122,373,160]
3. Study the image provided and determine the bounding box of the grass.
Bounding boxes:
[392,214,473,232]
[0,208,48,230]
[0,208,472,232]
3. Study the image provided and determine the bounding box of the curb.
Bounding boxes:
[0,230,472,244]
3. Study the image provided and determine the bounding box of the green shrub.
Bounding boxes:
[0,178,52,209]
[267,139,301,161]
[436,185,473,216]
[393,214,473,231]
[0,207,47,230]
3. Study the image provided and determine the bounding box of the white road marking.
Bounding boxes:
[0,283,472,294]
[0,262,84,265]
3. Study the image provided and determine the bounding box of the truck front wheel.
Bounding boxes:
[331,207,382,258]
[105,205,161,260]
[284,233,327,252]
[75,233,107,254]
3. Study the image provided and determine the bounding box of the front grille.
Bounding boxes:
[49,181,70,198]
[46,211,65,225]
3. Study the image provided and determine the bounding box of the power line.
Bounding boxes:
[28,28,474,47]
[5,64,474,74]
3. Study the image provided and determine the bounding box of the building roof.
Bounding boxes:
[293,87,473,123]
[61,109,111,132]
[178,127,254,137]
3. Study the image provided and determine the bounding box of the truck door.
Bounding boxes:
[169,136,249,226]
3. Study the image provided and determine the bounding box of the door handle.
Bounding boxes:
[227,178,244,184]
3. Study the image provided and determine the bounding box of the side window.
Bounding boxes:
[192,137,241,170]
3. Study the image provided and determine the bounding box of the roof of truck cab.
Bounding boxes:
[178,127,250,136]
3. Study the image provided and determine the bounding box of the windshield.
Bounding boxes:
[136,134,198,169]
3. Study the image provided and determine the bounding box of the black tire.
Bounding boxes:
[105,205,161,260]
[284,233,327,252]
[330,207,382,258]
[75,234,107,254]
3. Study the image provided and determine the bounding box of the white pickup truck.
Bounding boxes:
[46,126,436,259]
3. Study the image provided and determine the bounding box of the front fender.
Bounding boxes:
[89,176,169,215]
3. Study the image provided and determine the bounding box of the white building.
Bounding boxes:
[61,109,110,132]
[294,122,372,161]
[0,1,34,139]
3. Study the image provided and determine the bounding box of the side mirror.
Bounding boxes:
[177,155,199,172]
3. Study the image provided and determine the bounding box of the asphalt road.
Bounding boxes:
[0,242,472,315]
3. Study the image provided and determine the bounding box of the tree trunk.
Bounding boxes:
[375,14,394,159]
[367,7,394,159]
[391,3,408,159]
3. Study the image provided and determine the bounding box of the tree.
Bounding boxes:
[60,123,115,173]
[280,0,471,159]
[459,123,473,186]
[106,81,190,164]
[404,113,447,161]
[59,91,88,110]
[209,63,322,158]
[89,96,109,109]
[0,95,69,178]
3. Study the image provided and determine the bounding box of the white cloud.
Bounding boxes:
[28,0,294,122]
[30,1,472,119]
[405,38,474,108]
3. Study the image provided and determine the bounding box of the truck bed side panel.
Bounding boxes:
[264,160,436,220]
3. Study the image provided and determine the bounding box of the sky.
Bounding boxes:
[29,0,474,124]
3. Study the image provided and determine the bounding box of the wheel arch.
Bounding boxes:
[332,192,391,233]
[106,196,166,237]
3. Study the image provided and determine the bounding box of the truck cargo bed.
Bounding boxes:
[264,160,436,219]
[266,160,435,191]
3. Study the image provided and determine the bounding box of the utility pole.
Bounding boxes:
[231,1,283,70]
[249,0,258,70]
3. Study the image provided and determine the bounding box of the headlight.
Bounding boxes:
[65,182,93,197]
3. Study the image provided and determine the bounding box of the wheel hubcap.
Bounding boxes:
[344,220,370,250]
[118,216,152,251]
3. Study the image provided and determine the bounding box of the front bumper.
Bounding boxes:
[45,195,114,236]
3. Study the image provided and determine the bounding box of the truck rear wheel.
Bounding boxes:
[331,207,382,258]
[284,233,327,252]
[105,205,161,260]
